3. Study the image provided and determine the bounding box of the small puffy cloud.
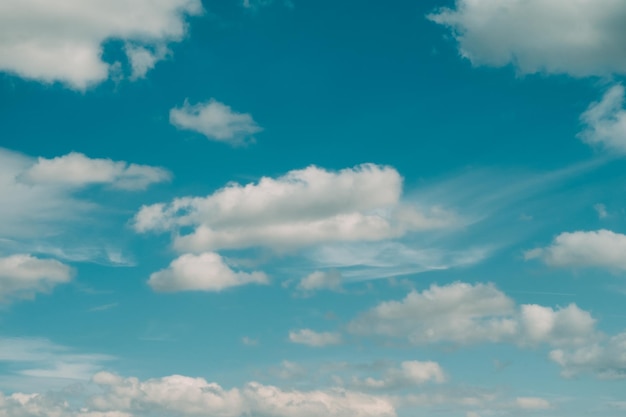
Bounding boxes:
[134,164,454,252]
[0,254,72,301]
[90,372,397,417]
[241,337,258,346]
[594,203,609,219]
[288,329,342,347]
[170,99,262,145]
[298,270,343,292]
[349,282,596,348]
[352,361,446,390]
[515,397,551,410]
[578,84,626,154]
[525,229,626,271]
[148,252,268,292]
[0,0,202,89]
[428,0,626,77]
[550,332,626,379]
[125,44,170,80]
[22,152,171,190]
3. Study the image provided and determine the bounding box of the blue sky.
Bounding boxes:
[0,0,626,416]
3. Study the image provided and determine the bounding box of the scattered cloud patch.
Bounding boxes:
[594,203,608,219]
[22,152,171,190]
[288,329,342,347]
[550,331,626,379]
[0,254,73,301]
[170,99,262,145]
[428,0,626,77]
[134,164,455,252]
[352,361,446,390]
[148,252,268,292]
[89,372,397,417]
[525,230,626,271]
[515,397,551,410]
[298,270,343,292]
[578,84,626,154]
[349,282,596,347]
[242,337,258,346]
[0,0,203,89]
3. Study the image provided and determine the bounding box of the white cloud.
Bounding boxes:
[288,329,342,347]
[134,164,454,252]
[22,152,171,190]
[525,229,626,271]
[89,372,397,417]
[428,0,626,77]
[298,270,343,292]
[594,203,609,219]
[125,44,170,80]
[550,331,626,379]
[0,0,202,89]
[148,252,268,292]
[515,397,551,410]
[578,84,626,154]
[352,361,446,390]
[241,337,258,346]
[170,99,262,145]
[348,282,596,347]
[0,254,72,301]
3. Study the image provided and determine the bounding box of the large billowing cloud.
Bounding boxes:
[428,0,626,77]
[170,99,262,146]
[0,254,72,301]
[348,282,596,347]
[578,85,626,154]
[525,229,626,271]
[0,0,203,89]
[148,252,268,292]
[134,164,455,252]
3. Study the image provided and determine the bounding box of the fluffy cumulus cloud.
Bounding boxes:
[86,372,397,417]
[525,229,626,271]
[550,332,626,379]
[297,270,343,292]
[170,99,263,145]
[288,329,342,347]
[428,0,626,77]
[0,254,73,301]
[148,252,268,292]
[352,361,446,390]
[348,282,596,347]
[0,0,202,89]
[134,164,454,252]
[22,152,171,190]
[578,84,626,154]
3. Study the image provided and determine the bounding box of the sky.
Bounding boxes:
[0,0,625,416]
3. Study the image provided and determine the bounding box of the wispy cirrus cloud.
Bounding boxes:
[170,99,262,146]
